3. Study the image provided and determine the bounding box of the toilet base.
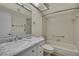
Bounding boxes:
[44,51,64,56]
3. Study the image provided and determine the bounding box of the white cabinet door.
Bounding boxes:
[16,46,37,56]
[16,41,45,56]
[29,46,37,56]
[37,46,44,56]
[36,41,45,56]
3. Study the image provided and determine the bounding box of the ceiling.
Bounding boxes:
[2,3,78,18]
[42,3,78,16]
[15,3,79,16]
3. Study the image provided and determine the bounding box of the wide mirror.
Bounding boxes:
[0,3,32,36]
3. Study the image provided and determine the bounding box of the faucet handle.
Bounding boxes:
[7,39,13,42]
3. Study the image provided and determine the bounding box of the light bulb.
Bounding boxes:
[33,3,39,7]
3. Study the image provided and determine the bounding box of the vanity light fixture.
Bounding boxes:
[17,3,23,6]
[32,3,39,7]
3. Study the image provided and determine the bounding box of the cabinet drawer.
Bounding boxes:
[36,41,45,56]
[16,41,45,56]
[37,47,44,56]
[16,46,37,56]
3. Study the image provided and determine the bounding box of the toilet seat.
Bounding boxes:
[42,44,55,53]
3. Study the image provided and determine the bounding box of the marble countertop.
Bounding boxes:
[0,36,45,56]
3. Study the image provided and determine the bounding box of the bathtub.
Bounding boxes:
[47,41,79,56]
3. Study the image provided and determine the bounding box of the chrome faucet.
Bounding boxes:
[14,35,18,41]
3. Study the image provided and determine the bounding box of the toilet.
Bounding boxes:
[42,44,55,55]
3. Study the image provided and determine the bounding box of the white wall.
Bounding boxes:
[42,17,47,38]
[30,5,43,36]
[74,10,79,49]
[18,4,43,36]
[46,10,76,45]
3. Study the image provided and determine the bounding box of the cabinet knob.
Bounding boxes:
[32,50,35,52]
[40,45,41,47]
[40,51,42,53]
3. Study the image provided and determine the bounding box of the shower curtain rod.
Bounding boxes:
[42,8,79,17]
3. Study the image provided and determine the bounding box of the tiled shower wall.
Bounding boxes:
[45,10,76,45]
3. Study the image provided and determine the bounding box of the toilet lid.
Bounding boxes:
[42,44,54,50]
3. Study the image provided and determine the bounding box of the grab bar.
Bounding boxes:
[12,24,24,27]
[52,34,65,38]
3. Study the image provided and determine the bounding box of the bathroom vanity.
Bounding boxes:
[0,36,45,56]
[16,37,45,56]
